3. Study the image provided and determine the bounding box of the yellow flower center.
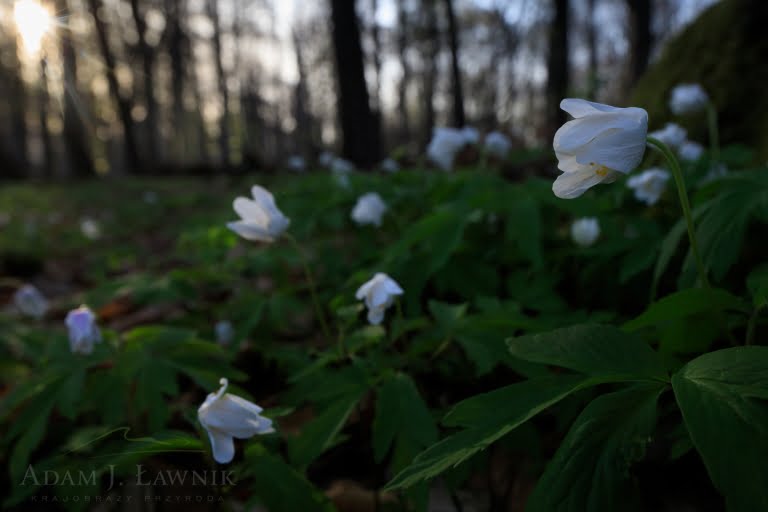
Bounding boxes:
[589,162,610,177]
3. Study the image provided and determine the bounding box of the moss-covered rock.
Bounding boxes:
[631,0,768,160]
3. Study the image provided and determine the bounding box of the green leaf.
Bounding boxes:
[507,324,667,381]
[244,444,337,512]
[372,374,438,465]
[623,287,750,331]
[385,375,589,490]
[504,197,543,267]
[671,347,768,512]
[525,383,666,512]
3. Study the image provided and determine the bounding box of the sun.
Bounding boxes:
[13,0,54,55]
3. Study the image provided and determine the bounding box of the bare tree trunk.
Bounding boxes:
[87,0,140,172]
[396,0,411,144]
[330,0,381,167]
[421,0,439,147]
[627,0,651,86]
[292,30,313,159]
[7,36,28,178]
[129,0,160,164]
[443,0,466,127]
[57,0,94,177]
[207,0,231,169]
[546,0,569,140]
[586,0,599,99]
[164,0,186,165]
[369,0,382,111]
[38,57,53,177]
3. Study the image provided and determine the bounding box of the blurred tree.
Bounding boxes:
[546,0,570,139]
[292,30,315,160]
[330,0,381,166]
[207,0,231,169]
[129,0,160,165]
[4,31,29,178]
[38,57,53,177]
[627,0,652,85]
[87,0,140,172]
[56,0,94,177]
[420,0,439,147]
[443,0,466,128]
[586,0,599,99]
[396,0,412,145]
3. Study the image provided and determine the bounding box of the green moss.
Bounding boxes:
[631,0,768,160]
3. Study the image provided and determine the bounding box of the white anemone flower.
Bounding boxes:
[427,127,467,171]
[649,123,687,150]
[80,217,101,240]
[227,185,290,243]
[351,192,387,227]
[381,158,399,173]
[319,151,335,168]
[13,284,48,319]
[626,168,671,206]
[355,273,404,325]
[65,305,101,355]
[215,320,235,346]
[198,378,274,464]
[287,155,306,173]
[678,141,704,161]
[669,84,709,115]
[552,99,648,199]
[484,131,512,159]
[461,126,480,145]
[570,217,601,247]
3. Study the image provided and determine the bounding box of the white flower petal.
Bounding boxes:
[207,428,235,464]
[553,167,616,199]
[226,221,274,242]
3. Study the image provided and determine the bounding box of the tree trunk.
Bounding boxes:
[87,0,140,172]
[129,0,160,165]
[207,0,231,169]
[6,35,28,178]
[369,0,382,112]
[545,0,569,140]
[38,57,53,177]
[292,30,313,159]
[396,0,411,144]
[443,0,466,127]
[421,0,439,147]
[586,0,599,99]
[330,0,381,167]
[57,0,94,177]
[627,0,652,85]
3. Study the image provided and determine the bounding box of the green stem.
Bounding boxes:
[284,234,331,341]
[647,137,710,289]
[706,102,720,164]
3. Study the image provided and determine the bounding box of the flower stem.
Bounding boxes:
[285,234,331,340]
[647,137,710,289]
[706,102,720,164]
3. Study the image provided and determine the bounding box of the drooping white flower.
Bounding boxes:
[678,141,704,161]
[198,378,274,464]
[381,158,399,173]
[215,320,235,346]
[626,168,671,206]
[319,151,335,168]
[13,284,48,319]
[427,127,467,171]
[80,217,101,240]
[552,99,648,199]
[649,123,687,149]
[570,217,600,247]
[461,126,480,145]
[227,185,290,243]
[287,155,306,173]
[669,84,709,115]
[484,131,512,159]
[65,305,101,355]
[355,273,403,325]
[351,192,387,227]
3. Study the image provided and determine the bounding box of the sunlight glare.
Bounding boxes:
[13,0,53,55]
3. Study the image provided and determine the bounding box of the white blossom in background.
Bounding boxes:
[227,185,290,243]
[627,168,671,205]
[381,158,399,173]
[649,123,687,149]
[461,126,480,145]
[351,192,387,227]
[143,191,158,204]
[331,158,354,188]
[287,155,306,173]
[13,284,48,319]
[553,99,648,199]
[669,84,709,115]
[355,273,403,325]
[215,320,235,346]
[678,141,704,161]
[427,127,467,171]
[484,131,512,159]
[319,151,335,168]
[65,305,101,355]
[80,217,101,239]
[570,217,601,247]
[198,378,274,464]
[702,162,729,184]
